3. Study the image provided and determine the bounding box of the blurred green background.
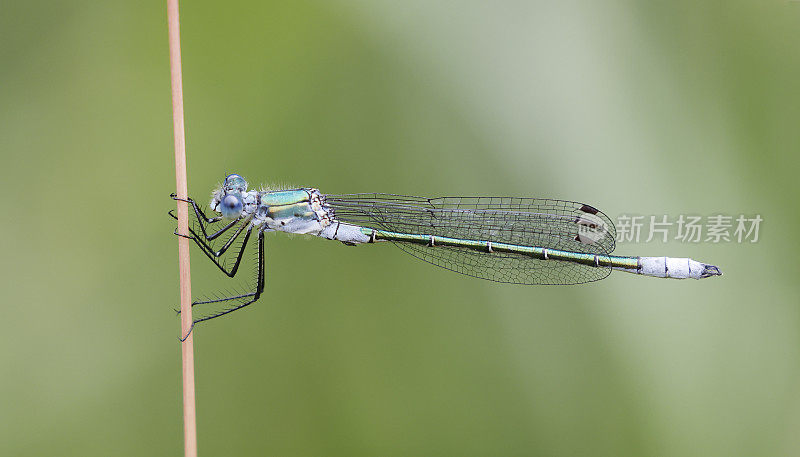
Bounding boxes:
[2,1,799,456]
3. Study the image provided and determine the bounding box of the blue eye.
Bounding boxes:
[223,174,248,193]
[219,193,243,218]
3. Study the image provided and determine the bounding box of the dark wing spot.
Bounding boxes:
[579,204,599,215]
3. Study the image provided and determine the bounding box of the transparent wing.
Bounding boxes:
[325,194,617,285]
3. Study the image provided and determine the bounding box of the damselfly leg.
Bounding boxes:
[170,193,238,240]
[170,194,266,339]
[169,210,252,276]
[178,228,266,340]
[170,194,249,271]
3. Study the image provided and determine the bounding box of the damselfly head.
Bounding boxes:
[209,174,249,218]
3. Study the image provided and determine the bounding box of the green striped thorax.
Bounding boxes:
[210,174,331,233]
[257,188,331,233]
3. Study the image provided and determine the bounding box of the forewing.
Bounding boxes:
[326,194,616,285]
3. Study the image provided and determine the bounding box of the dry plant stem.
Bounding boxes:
[168,1,197,456]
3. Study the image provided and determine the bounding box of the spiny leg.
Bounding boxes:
[188,222,253,277]
[183,216,250,264]
[168,204,242,241]
[175,222,252,313]
[180,228,266,341]
[192,228,265,315]
[169,201,252,275]
[170,211,246,262]
[171,222,251,320]
[171,193,250,241]
[171,193,219,223]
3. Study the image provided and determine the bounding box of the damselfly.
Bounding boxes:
[170,174,721,335]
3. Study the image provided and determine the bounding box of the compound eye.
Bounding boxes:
[220,193,243,218]
[223,174,248,192]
